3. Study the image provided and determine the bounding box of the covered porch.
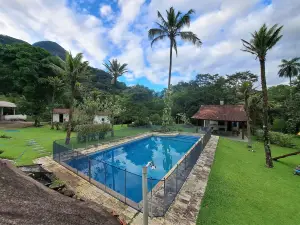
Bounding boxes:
[192,104,247,140]
[0,101,26,121]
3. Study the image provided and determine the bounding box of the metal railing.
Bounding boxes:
[53,130,211,216]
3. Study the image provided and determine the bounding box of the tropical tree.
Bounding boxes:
[239,81,254,148]
[148,7,202,89]
[47,76,64,129]
[241,23,283,168]
[278,57,300,88]
[52,52,89,144]
[103,59,128,137]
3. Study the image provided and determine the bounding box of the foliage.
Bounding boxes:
[256,129,294,148]
[278,57,300,86]
[150,113,162,125]
[103,59,128,85]
[241,23,283,168]
[162,88,174,127]
[177,113,191,125]
[272,119,286,132]
[75,123,112,143]
[149,7,201,88]
[0,134,11,139]
[0,43,58,126]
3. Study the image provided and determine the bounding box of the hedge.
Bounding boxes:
[74,123,112,143]
[255,129,295,148]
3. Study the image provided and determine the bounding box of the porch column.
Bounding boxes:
[0,107,3,121]
[13,108,15,115]
[225,121,228,132]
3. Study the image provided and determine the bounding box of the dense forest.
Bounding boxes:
[0,34,299,134]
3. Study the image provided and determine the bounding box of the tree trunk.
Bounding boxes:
[260,59,273,168]
[65,88,74,145]
[289,75,293,99]
[111,81,116,137]
[168,38,173,89]
[51,91,55,130]
[245,96,252,148]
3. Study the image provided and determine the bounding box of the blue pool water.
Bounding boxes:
[66,135,200,202]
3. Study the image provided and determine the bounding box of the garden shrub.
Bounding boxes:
[150,113,162,125]
[0,134,11,139]
[75,123,111,143]
[272,118,286,132]
[255,129,295,148]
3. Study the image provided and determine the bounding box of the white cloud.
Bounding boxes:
[1,0,300,88]
[100,5,112,17]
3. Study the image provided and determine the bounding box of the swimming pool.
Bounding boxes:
[66,135,200,203]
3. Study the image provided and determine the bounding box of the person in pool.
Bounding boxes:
[146,161,156,170]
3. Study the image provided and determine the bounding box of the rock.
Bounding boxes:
[62,188,75,197]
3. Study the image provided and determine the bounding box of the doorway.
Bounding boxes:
[59,114,64,123]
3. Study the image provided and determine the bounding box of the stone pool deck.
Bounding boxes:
[35,134,219,225]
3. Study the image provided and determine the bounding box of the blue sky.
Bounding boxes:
[1,0,300,91]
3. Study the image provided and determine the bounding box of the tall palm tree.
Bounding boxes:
[278,57,300,87]
[103,59,128,137]
[148,7,202,89]
[241,23,283,168]
[52,52,89,144]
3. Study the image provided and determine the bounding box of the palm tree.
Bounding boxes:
[148,7,202,89]
[278,57,300,87]
[241,23,283,168]
[47,76,64,129]
[52,52,89,144]
[103,59,128,137]
[239,81,253,148]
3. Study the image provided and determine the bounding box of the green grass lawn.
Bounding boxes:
[197,138,300,225]
[0,124,154,165]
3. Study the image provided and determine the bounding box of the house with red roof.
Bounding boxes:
[192,101,247,135]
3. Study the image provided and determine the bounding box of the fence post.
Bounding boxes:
[124,169,127,204]
[88,159,91,183]
[76,151,79,174]
[86,135,88,149]
[104,163,107,191]
[175,164,178,193]
[150,177,153,218]
[142,167,148,225]
[163,178,166,214]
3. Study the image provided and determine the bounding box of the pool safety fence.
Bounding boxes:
[53,130,211,217]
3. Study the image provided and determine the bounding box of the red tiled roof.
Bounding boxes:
[53,108,70,114]
[192,105,247,121]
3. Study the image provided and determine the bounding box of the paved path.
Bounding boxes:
[35,135,219,225]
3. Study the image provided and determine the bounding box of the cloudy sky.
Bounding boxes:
[0,0,299,90]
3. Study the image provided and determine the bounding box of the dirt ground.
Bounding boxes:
[0,121,34,129]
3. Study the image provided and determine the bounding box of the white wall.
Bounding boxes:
[53,114,59,122]
[4,115,27,121]
[94,115,110,124]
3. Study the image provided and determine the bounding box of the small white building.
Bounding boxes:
[93,112,110,124]
[52,108,70,123]
[52,108,110,124]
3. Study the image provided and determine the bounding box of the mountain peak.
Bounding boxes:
[33,41,66,59]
